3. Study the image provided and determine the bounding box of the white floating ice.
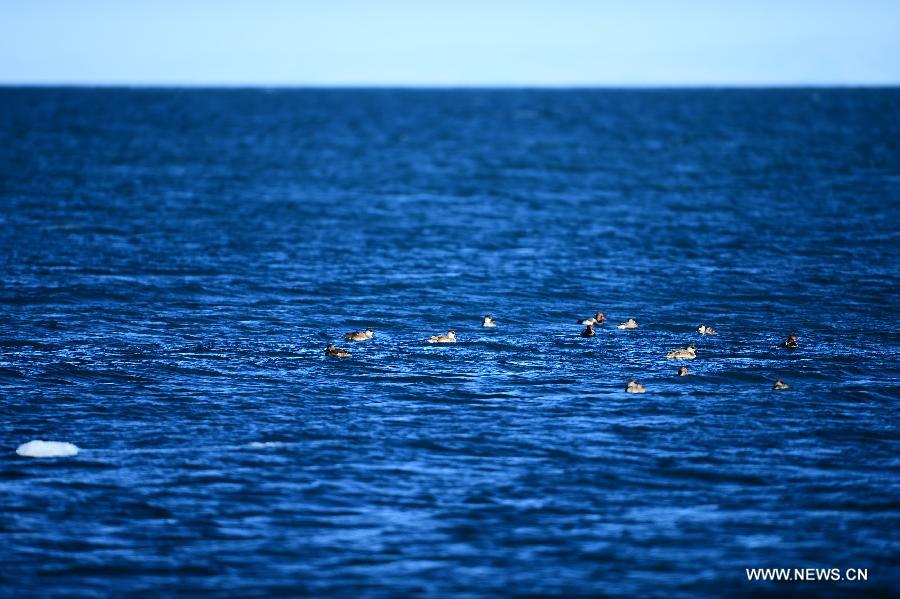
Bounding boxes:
[15,440,80,458]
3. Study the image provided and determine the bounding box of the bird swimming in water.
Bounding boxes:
[578,312,607,325]
[481,315,497,327]
[580,324,596,337]
[697,325,717,335]
[427,330,457,343]
[782,335,799,350]
[677,366,690,376]
[343,327,374,341]
[617,318,638,330]
[773,379,790,390]
[666,344,697,359]
[324,343,351,357]
[625,380,646,394]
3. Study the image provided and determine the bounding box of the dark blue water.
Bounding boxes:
[1,88,899,597]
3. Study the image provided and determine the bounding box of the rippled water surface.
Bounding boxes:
[1,88,899,597]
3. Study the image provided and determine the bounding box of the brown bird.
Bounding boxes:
[324,343,351,358]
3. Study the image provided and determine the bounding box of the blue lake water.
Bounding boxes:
[1,88,898,597]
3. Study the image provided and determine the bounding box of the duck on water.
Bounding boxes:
[427,330,457,343]
[325,343,351,357]
[626,380,646,394]
[344,328,374,341]
[578,313,607,325]
[666,344,697,360]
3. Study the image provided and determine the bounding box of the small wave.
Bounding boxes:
[15,440,80,458]
[245,441,285,449]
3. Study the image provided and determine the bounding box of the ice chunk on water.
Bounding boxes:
[16,440,79,458]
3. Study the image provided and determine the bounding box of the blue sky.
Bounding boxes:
[1,0,898,85]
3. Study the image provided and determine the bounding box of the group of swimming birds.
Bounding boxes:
[324,312,800,393]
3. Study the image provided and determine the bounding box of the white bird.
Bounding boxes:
[617,318,638,330]
[481,315,497,327]
[626,380,646,394]
[697,325,717,335]
[666,344,697,360]
[427,330,457,344]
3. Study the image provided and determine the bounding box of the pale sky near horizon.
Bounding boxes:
[1,0,898,86]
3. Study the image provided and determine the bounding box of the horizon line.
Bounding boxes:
[1,82,899,90]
